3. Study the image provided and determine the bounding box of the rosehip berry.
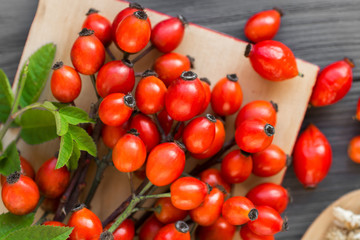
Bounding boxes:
[221,150,252,184]
[199,168,231,193]
[2,172,40,215]
[130,113,160,152]
[36,156,71,199]
[139,215,164,240]
[240,224,275,240]
[154,197,188,224]
[42,221,66,227]
[112,3,151,41]
[211,74,243,116]
[182,114,216,154]
[112,129,147,172]
[99,93,135,127]
[252,144,288,177]
[235,118,275,153]
[170,177,209,210]
[190,187,224,226]
[1,155,35,186]
[115,11,151,54]
[245,40,299,81]
[151,15,187,53]
[222,196,258,225]
[191,119,226,160]
[50,61,82,103]
[196,217,236,240]
[154,221,190,240]
[146,142,185,186]
[165,71,205,121]
[348,136,360,163]
[104,219,135,240]
[244,8,282,43]
[310,58,354,107]
[154,53,193,87]
[293,124,332,188]
[96,59,135,98]
[235,100,278,128]
[82,8,112,47]
[135,71,167,115]
[71,28,105,75]
[356,97,360,121]
[68,204,103,240]
[101,123,128,149]
[247,205,286,236]
[157,109,174,135]
[246,183,289,213]
[198,77,211,114]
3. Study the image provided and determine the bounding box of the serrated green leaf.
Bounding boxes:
[56,133,73,169]
[19,43,56,108]
[0,212,34,239]
[20,109,57,145]
[0,70,14,123]
[68,125,96,157]
[66,144,80,170]
[0,141,20,176]
[59,106,94,125]
[3,225,72,240]
[54,112,69,136]
[41,101,58,111]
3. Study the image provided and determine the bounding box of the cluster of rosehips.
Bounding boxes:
[2,2,356,240]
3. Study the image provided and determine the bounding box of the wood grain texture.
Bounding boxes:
[0,0,359,239]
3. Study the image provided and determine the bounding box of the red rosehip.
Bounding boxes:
[115,11,151,54]
[245,40,299,81]
[2,172,40,215]
[154,197,188,224]
[198,77,211,114]
[157,109,174,135]
[293,124,332,188]
[101,123,128,149]
[151,15,187,53]
[240,224,275,240]
[139,215,164,240]
[235,118,275,153]
[50,61,81,103]
[199,168,231,194]
[96,59,135,98]
[154,53,193,87]
[36,156,70,199]
[82,8,112,47]
[146,142,185,186]
[170,177,209,210]
[211,74,243,116]
[244,8,282,43]
[348,136,360,164]
[112,129,147,172]
[154,221,190,240]
[71,28,105,75]
[252,144,288,177]
[99,93,135,127]
[43,221,66,227]
[221,150,252,184]
[165,71,205,121]
[310,58,354,107]
[104,219,135,240]
[1,155,35,186]
[130,113,160,152]
[196,217,236,240]
[222,196,258,225]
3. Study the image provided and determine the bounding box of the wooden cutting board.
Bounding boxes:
[1,0,319,238]
[303,189,360,240]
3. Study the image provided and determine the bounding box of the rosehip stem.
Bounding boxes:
[131,205,161,214]
[127,172,135,197]
[90,75,100,99]
[132,45,155,63]
[153,114,167,141]
[190,137,236,176]
[84,150,112,207]
[105,47,116,61]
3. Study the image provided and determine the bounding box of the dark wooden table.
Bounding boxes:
[1,0,360,239]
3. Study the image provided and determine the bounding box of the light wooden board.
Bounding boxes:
[1,0,319,238]
[303,189,360,240]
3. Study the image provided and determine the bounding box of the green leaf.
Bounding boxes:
[56,133,73,169]
[19,43,56,108]
[0,141,20,176]
[66,144,80,170]
[54,112,69,136]
[59,107,94,125]
[20,109,57,145]
[68,125,96,157]
[41,101,59,111]
[0,70,14,123]
[2,225,72,240]
[0,212,34,239]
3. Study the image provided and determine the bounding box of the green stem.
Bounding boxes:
[139,181,153,196]
[127,172,135,197]
[131,206,160,214]
[137,192,171,201]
